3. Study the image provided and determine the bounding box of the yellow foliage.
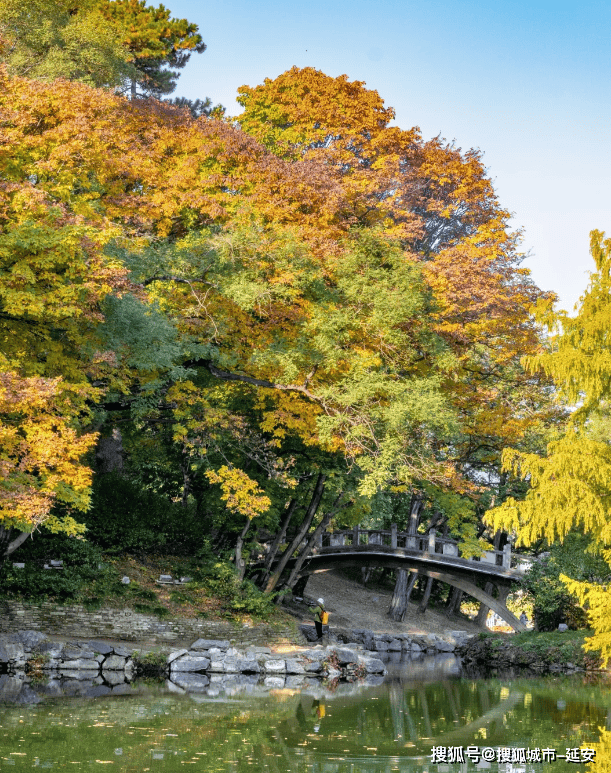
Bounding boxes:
[486,230,611,661]
[0,371,96,532]
[204,465,270,520]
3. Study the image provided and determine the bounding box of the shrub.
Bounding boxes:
[202,562,277,618]
[0,532,105,602]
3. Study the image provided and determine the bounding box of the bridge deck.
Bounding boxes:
[312,543,523,582]
[312,526,527,581]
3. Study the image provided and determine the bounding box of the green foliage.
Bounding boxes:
[520,533,609,631]
[99,0,206,97]
[85,472,203,555]
[200,562,277,618]
[0,0,134,86]
[0,532,104,601]
[511,630,598,667]
[165,97,225,119]
[132,649,168,671]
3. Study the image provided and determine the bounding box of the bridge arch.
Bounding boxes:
[291,550,525,632]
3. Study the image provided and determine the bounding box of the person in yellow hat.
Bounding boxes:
[310,597,328,641]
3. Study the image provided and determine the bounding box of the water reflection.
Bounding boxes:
[0,665,609,772]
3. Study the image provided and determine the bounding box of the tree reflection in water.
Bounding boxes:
[0,671,609,772]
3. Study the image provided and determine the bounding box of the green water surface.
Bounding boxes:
[0,666,609,773]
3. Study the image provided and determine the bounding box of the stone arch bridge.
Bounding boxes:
[283,526,530,632]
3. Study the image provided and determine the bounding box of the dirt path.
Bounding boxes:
[299,569,482,636]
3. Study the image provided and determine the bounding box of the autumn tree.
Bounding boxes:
[488,230,611,659]
[0,64,555,598]
[0,374,97,562]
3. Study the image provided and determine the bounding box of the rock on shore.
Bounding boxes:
[300,625,474,653]
[167,638,387,681]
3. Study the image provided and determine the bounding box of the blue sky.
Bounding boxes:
[168,0,610,312]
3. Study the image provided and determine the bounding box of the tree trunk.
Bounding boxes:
[181,457,191,508]
[234,518,252,582]
[361,567,372,586]
[475,531,504,626]
[388,571,418,622]
[264,473,326,594]
[0,526,31,564]
[282,505,337,596]
[445,586,463,617]
[388,495,423,621]
[292,575,309,597]
[260,498,297,586]
[407,495,421,532]
[418,577,434,613]
[95,428,124,474]
[475,581,495,626]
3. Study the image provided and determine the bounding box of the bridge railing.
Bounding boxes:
[318,525,512,569]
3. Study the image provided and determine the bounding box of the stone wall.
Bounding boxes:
[0,600,302,647]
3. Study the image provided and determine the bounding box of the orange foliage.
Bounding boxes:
[0,372,97,532]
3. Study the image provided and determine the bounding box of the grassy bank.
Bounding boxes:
[462,630,604,672]
[0,535,291,627]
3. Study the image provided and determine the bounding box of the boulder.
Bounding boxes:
[190,639,230,651]
[61,658,100,671]
[436,640,455,652]
[114,646,132,657]
[374,640,389,652]
[0,642,25,666]
[332,648,359,665]
[263,659,286,673]
[237,659,260,674]
[388,639,402,652]
[63,645,93,660]
[167,648,189,664]
[36,679,63,697]
[86,641,113,656]
[359,656,386,674]
[0,674,25,702]
[33,641,64,659]
[364,674,385,686]
[101,655,128,670]
[299,625,321,643]
[285,659,305,675]
[170,655,210,673]
[304,661,322,673]
[60,669,99,680]
[11,631,47,651]
[40,659,62,670]
[285,675,306,688]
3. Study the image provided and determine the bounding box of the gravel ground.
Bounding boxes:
[301,569,483,636]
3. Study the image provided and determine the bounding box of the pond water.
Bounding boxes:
[0,655,610,773]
